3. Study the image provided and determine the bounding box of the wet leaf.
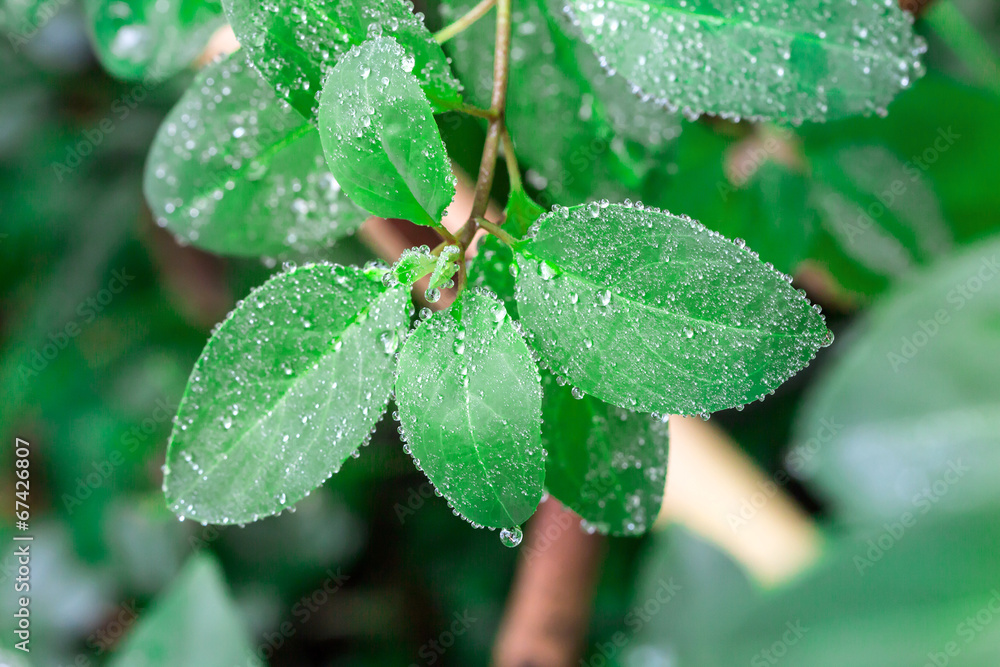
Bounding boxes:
[428,244,461,290]
[224,0,461,120]
[319,36,455,227]
[442,0,676,204]
[164,263,410,524]
[108,555,261,667]
[145,53,367,258]
[84,0,223,81]
[395,289,544,529]
[563,0,926,122]
[541,375,669,535]
[390,245,437,286]
[515,202,832,414]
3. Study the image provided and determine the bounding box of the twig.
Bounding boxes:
[434,0,497,44]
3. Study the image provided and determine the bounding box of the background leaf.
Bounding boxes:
[164,263,410,524]
[541,374,669,535]
[84,0,223,81]
[515,202,832,414]
[563,0,926,122]
[791,234,1000,525]
[108,555,261,667]
[145,52,368,258]
[223,0,461,120]
[319,36,455,227]
[395,289,544,529]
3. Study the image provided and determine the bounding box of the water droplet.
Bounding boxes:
[500,526,523,547]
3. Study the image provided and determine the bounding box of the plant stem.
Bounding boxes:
[477,217,517,245]
[434,0,496,44]
[462,0,512,247]
[460,103,499,120]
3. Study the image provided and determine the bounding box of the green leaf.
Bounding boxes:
[394,289,544,529]
[541,374,668,535]
[390,245,438,286]
[428,244,461,290]
[84,0,223,81]
[223,0,461,120]
[514,202,832,415]
[791,235,1000,524]
[810,143,952,280]
[319,36,456,227]
[563,0,926,122]
[164,263,410,524]
[108,555,261,667]
[145,53,368,258]
[504,188,546,239]
[469,234,519,319]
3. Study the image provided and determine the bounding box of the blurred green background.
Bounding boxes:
[2,0,1000,665]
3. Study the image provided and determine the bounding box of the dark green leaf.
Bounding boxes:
[504,188,546,239]
[791,235,1000,524]
[223,0,461,120]
[84,0,223,81]
[145,53,367,258]
[319,36,455,227]
[469,234,519,319]
[564,0,926,122]
[164,263,410,524]
[541,374,669,535]
[515,202,832,414]
[108,555,261,667]
[395,289,544,529]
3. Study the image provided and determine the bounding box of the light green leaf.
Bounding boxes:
[541,374,669,535]
[319,36,456,227]
[395,289,544,529]
[428,244,461,291]
[563,0,926,122]
[164,263,410,524]
[84,0,223,81]
[223,0,461,120]
[108,555,261,667]
[145,53,367,258]
[515,202,832,415]
[791,235,1000,524]
[390,245,438,286]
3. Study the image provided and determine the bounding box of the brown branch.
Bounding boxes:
[492,499,605,667]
